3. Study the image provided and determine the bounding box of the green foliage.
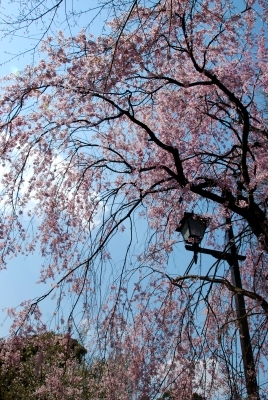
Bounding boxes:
[0,332,88,399]
[69,338,87,364]
[158,391,206,400]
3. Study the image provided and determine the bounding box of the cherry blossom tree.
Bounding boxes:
[0,0,268,399]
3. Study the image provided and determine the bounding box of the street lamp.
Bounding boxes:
[176,212,209,245]
[176,212,209,263]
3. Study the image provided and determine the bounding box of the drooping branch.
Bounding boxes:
[168,274,268,314]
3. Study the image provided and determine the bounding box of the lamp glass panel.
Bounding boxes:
[188,218,206,240]
[181,222,190,241]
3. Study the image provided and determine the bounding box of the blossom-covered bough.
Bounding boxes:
[0,0,268,399]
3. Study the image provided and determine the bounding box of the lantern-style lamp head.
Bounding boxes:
[176,212,209,246]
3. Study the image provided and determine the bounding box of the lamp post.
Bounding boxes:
[177,212,259,400]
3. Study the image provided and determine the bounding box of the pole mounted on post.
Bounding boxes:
[176,212,259,400]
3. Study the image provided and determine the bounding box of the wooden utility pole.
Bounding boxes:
[225,216,259,400]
